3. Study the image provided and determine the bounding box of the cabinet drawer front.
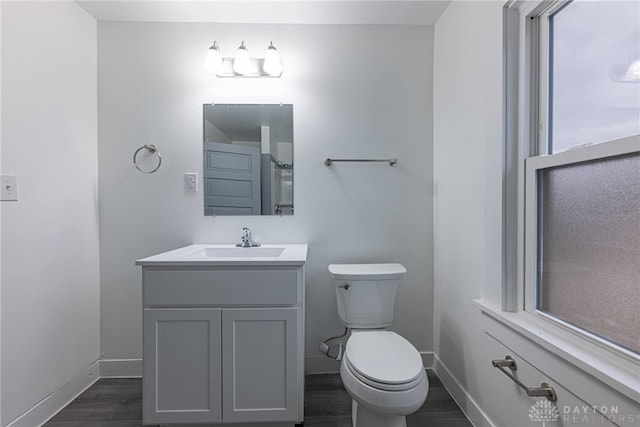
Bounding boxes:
[486,333,620,427]
[144,269,300,306]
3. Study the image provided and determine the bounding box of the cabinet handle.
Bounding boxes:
[492,356,557,401]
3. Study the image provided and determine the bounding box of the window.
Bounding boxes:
[545,0,640,152]
[519,0,640,356]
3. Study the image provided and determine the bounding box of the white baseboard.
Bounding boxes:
[432,354,494,427]
[6,358,142,427]
[99,358,142,378]
[7,361,100,427]
[420,351,434,368]
[7,353,453,427]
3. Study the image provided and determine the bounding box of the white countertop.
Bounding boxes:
[135,244,308,267]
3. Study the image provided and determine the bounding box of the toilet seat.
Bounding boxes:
[344,331,424,392]
[344,355,425,392]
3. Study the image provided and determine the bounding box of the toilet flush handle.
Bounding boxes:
[338,284,350,290]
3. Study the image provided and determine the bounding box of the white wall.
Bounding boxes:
[0,3,4,422]
[433,3,639,427]
[0,1,3,425]
[97,22,434,372]
[432,1,505,422]
[0,2,100,425]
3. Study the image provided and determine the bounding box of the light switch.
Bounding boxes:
[1,175,18,201]
[185,173,198,193]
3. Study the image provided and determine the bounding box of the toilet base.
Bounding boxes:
[352,400,407,427]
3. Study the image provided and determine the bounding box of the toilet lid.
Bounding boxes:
[328,263,407,280]
[344,331,423,387]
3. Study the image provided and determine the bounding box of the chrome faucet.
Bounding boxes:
[236,227,260,247]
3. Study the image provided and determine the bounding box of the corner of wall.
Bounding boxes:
[432,354,495,427]
[1,2,100,425]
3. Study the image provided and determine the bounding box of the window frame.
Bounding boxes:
[504,0,640,361]
[524,137,640,343]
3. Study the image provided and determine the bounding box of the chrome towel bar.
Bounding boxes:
[491,356,557,401]
[324,158,398,167]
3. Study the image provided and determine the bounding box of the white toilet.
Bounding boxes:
[328,263,428,427]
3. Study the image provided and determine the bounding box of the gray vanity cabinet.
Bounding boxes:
[143,308,223,424]
[222,308,299,423]
[140,266,305,426]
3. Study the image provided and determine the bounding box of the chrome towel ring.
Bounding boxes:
[133,144,162,174]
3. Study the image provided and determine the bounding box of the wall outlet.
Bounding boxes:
[1,175,18,201]
[184,172,198,193]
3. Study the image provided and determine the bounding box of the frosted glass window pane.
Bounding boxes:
[549,0,640,153]
[538,153,640,354]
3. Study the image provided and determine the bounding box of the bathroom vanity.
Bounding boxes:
[136,244,308,426]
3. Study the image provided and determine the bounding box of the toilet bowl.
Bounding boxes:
[328,264,429,427]
[340,331,428,427]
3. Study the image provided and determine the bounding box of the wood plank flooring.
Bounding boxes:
[44,370,472,426]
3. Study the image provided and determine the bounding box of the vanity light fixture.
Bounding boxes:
[203,41,223,74]
[232,41,252,75]
[203,40,283,78]
[623,58,640,82]
[612,57,640,83]
[263,42,283,77]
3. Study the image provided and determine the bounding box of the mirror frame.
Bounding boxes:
[203,104,293,216]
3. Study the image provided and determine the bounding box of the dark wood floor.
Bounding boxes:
[44,370,472,427]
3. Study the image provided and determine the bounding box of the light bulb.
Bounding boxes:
[233,41,252,75]
[263,41,283,76]
[203,41,222,74]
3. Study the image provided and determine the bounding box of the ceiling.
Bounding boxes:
[76,1,450,26]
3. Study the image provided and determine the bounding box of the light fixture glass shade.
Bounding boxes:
[263,42,283,76]
[203,41,222,74]
[233,41,252,75]
[625,59,640,82]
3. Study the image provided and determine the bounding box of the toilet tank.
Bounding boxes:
[328,263,406,329]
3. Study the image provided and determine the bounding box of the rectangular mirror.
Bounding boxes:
[203,104,293,216]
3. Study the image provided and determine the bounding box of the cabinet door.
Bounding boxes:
[222,307,299,423]
[143,308,222,425]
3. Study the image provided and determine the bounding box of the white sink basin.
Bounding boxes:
[203,247,285,257]
[136,244,307,266]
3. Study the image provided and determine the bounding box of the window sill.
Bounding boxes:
[475,299,640,404]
